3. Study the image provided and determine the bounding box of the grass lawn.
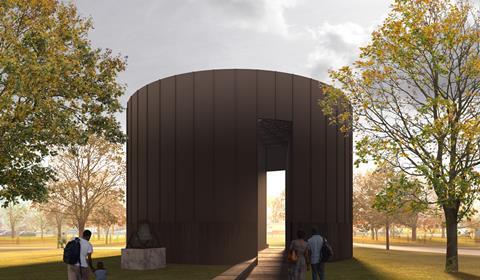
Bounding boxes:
[353,235,480,248]
[322,247,480,280]
[0,236,126,248]
[2,243,480,279]
[0,248,228,280]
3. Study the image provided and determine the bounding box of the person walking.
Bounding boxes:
[67,230,95,280]
[288,229,310,280]
[307,227,325,280]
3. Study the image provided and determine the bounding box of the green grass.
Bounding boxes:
[0,248,227,280]
[353,235,480,248]
[2,242,480,279]
[319,247,480,280]
[0,235,126,247]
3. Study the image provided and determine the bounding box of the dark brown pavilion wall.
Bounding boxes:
[127,69,352,264]
[262,73,353,262]
[127,70,258,265]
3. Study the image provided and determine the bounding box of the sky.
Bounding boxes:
[73,0,392,131]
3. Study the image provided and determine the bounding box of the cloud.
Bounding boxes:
[204,0,300,36]
[306,22,371,81]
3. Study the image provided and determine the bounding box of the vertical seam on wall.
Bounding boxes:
[158,81,162,220]
[324,113,327,225]
[136,93,139,227]
[193,73,196,222]
[274,72,277,119]
[336,109,339,224]
[174,76,177,223]
[290,74,293,239]
[344,133,347,224]
[255,70,259,251]
[309,79,312,223]
[126,100,130,242]
[146,85,149,222]
[234,69,238,221]
[212,71,215,220]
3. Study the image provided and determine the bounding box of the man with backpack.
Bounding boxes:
[307,227,333,280]
[64,230,94,280]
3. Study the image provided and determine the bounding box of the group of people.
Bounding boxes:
[66,230,107,280]
[288,227,328,280]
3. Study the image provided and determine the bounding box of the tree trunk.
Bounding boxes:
[10,224,15,239]
[371,227,375,240]
[411,225,417,241]
[442,226,446,238]
[386,221,390,250]
[444,207,458,272]
[57,224,62,248]
[78,220,85,237]
[375,228,378,240]
[110,225,114,244]
[97,226,101,240]
[105,227,109,245]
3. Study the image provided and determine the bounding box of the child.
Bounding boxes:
[94,261,107,280]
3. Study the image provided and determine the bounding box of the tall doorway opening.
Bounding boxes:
[257,119,291,251]
[267,171,286,247]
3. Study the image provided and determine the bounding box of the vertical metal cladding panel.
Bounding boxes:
[326,120,337,223]
[160,77,176,222]
[194,71,214,222]
[347,130,354,257]
[130,93,139,236]
[257,70,275,120]
[175,73,195,222]
[213,70,235,222]
[126,98,132,243]
[310,81,326,223]
[275,72,293,121]
[138,87,148,222]
[235,70,258,260]
[257,143,267,251]
[337,130,345,224]
[291,76,311,222]
[235,70,257,222]
[147,81,161,224]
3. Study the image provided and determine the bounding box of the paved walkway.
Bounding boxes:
[354,243,480,256]
[247,247,288,279]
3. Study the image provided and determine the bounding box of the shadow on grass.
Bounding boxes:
[0,256,228,280]
[326,257,383,280]
[450,272,480,280]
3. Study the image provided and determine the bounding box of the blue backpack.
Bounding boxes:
[63,237,81,265]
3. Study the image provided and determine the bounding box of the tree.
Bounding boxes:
[34,202,67,247]
[91,201,125,244]
[0,0,126,206]
[353,172,386,240]
[376,173,430,242]
[269,190,285,224]
[46,136,125,235]
[5,204,26,238]
[31,209,48,240]
[321,0,480,272]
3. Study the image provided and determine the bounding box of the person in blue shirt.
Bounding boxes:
[94,261,107,280]
[307,227,325,280]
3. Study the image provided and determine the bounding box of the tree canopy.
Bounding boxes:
[0,0,126,205]
[321,0,480,272]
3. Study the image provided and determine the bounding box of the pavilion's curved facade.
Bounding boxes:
[126,69,352,265]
